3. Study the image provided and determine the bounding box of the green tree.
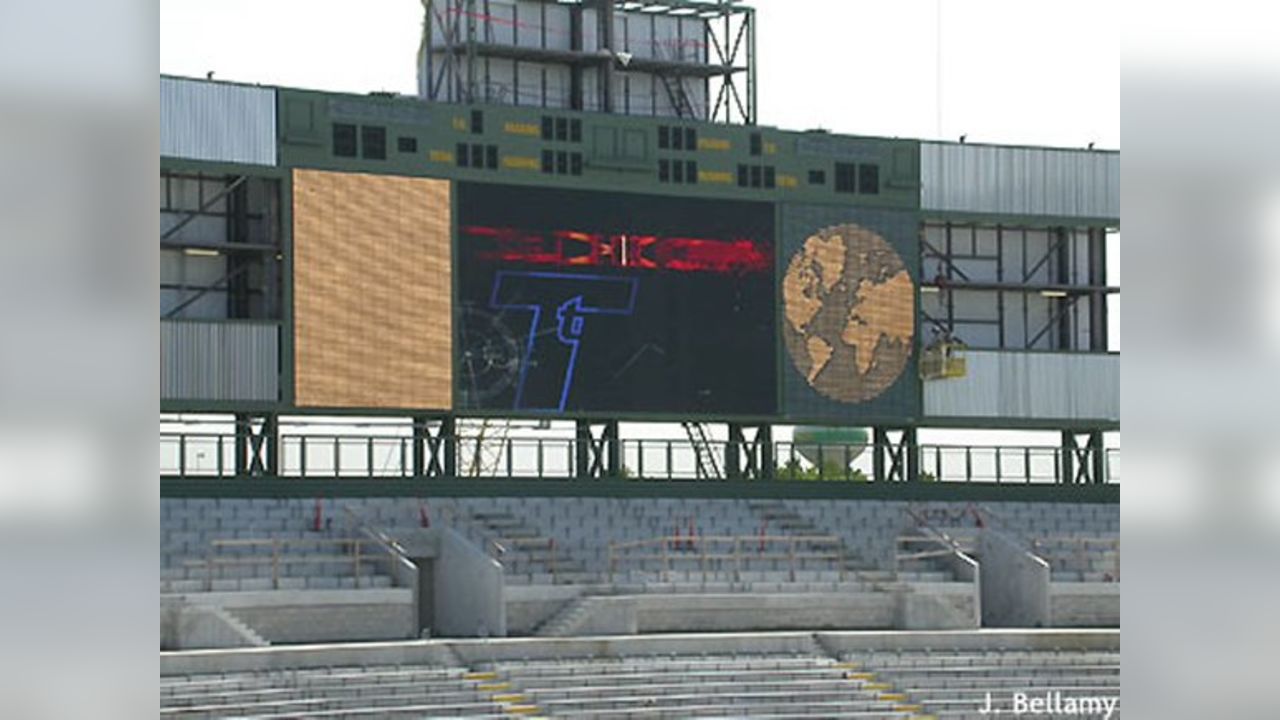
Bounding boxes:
[775,459,868,482]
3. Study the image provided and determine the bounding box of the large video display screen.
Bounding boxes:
[456,183,776,415]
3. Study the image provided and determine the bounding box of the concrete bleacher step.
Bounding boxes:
[163,686,486,711]
[162,573,395,594]
[160,640,1119,720]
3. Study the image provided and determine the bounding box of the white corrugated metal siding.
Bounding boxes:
[921,143,1118,219]
[160,77,277,165]
[161,321,279,401]
[924,350,1118,421]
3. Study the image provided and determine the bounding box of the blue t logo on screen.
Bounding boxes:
[456,182,776,416]
[489,271,638,412]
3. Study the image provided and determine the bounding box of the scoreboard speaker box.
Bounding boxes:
[293,169,452,409]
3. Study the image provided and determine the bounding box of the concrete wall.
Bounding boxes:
[162,498,1120,580]
[920,141,1119,219]
[1049,583,1120,627]
[980,529,1051,627]
[507,585,584,635]
[160,321,280,401]
[160,76,277,165]
[897,584,981,630]
[163,629,1120,676]
[348,523,421,634]
[172,589,415,644]
[935,546,983,628]
[638,593,898,633]
[435,527,507,637]
[924,350,1120,422]
[579,597,640,635]
[160,602,265,650]
[231,603,413,644]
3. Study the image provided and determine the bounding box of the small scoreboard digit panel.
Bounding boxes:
[456,182,776,416]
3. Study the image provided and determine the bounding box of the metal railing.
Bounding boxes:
[488,536,560,584]
[900,506,981,567]
[1031,535,1121,582]
[181,537,395,591]
[607,534,845,584]
[160,432,1120,484]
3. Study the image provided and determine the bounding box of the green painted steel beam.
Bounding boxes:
[160,476,1119,503]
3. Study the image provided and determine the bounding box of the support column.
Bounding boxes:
[873,427,886,483]
[904,427,919,483]
[575,419,621,478]
[234,413,250,476]
[1089,431,1107,485]
[568,4,583,110]
[1055,228,1073,349]
[1060,431,1075,484]
[233,413,277,476]
[725,424,774,480]
[413,415,457,478]
[1088,228,1109,352]
[440,416,457,477]
[605,420,621,477]
[412,415,428,478]
[1060,429,1105,484]
[758,425,774,480]
[262,414,278,476]
[575,420,591,478]
[725,424,744,479]
[597,0,615,113]
[873,427,917,483]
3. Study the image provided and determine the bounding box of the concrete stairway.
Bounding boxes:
[751,500,931,588]
[211,607,268,647]
[160,664,513,719]
[486,653,926,718]
[535,595,594,637]
[466,508,592,584]
[837,649,1121,720]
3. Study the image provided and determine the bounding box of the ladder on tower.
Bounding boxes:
[682,422,722,479]
[465,418,513,477]
[654,41,697,119]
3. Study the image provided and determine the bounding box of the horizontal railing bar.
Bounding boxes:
[183,556,392,567]
[210,538,370,548]
[161,431,1119,484]
[162,433,1104,453]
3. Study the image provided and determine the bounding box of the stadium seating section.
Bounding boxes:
[161,497,1118,640]
[160,632,1119,719]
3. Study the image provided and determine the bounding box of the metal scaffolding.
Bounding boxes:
[419,0,755,124]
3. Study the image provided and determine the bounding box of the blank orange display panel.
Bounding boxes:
[293,169,452,409]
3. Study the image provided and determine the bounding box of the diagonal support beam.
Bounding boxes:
[162,176,246,241]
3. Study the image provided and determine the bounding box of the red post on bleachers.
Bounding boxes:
[686,516,696,550]
[312,497,323,532]
[419,501,431,528]
[759,518,767,552]
[972,506,985,528]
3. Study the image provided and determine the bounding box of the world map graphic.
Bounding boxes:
[782,223,915,403]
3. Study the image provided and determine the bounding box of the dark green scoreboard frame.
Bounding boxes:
[162,80,1121,433]
[265,86,927,427]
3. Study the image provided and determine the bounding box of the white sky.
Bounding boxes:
[159,0,1118,149]
[159,0,1119,451]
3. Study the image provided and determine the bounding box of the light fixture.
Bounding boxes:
[183,247,221,257]
[921,286,941,294]
[1040,289,1068,298]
